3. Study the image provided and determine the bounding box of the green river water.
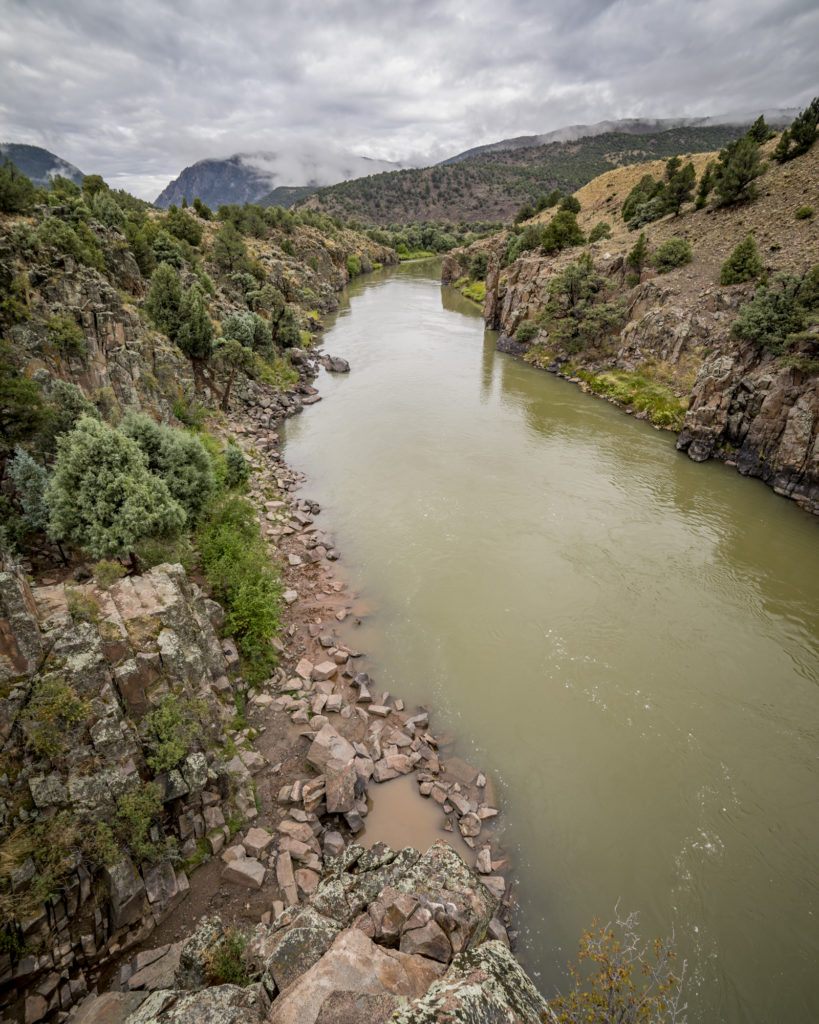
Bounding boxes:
[281,260,819,1022]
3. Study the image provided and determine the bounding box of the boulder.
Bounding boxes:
[174,917,226,990]
[307,724,356,772]
[258,906,342,992]
[104,855,147,930]
[393,940,554,1023]
[223,857,266,889]
[267,927,443,1024]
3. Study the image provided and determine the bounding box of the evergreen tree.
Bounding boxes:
[0,340,45,465]
[37,380,100,457]
[144,262,183,339]
[541,210,585,254]
[176,285,213,363]
[47,416,186,560]
[627,232,649,273]
[214,338,255,411]
[212,222,247,273]
[664,160,696,215]
[720,235,763,285]
[695,161,716,209]
[747,115,775,144]
[7,447,50,530]
[0,158,36,214]
[713,137,765,204]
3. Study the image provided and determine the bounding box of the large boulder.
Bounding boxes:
[267,927,444,1024]
[393,940,555,1024]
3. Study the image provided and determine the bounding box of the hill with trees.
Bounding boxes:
[299,124,752,225]
[0,143,84,187]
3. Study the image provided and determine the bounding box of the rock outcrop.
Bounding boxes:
[69,841,546,1024]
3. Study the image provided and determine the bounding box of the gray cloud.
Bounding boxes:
[1,0,815,199]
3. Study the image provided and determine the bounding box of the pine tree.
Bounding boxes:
[664,160,696,215]
[176,285,213,363]
[720,235,763,285]
[627,232,649,273]
[47,416,185,560]
[144,262,183,339]
[713,137,765,204]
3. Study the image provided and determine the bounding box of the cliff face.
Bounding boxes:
[474,138,819,514]
[0,562,247,1022]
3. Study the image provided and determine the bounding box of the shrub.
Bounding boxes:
[7,447,50,531]
[65,587,101,624]
[731,275,809,353]
[515,321,538,344]
[622,175,665,223]
[225,442,249,489]
[652,237,692,273]
[541,211,585,254]
[588,221,611,243]
[346,254,362,277]
[37,380,99,456]
[47,416,186,560]
[22,675,92,758]
[165,205,203,246]
[176,285,214,363]
[221,312,273,361]
[93,559,126,589]
[197,494,283,682]
[142,694,203,774]
[504,223,541,264]
[627,232,649,273]
[121,412,215,524]
[206,928,251,986]
[795,206,814,220]
[773,97,819,162]
[549,908,687,1024]
[46,313,87,357]
[720,235,762,285]
[468,251,488,280]
[559,195,581,214]
[36,217,104,271]
[115,784,171,864]
[0,158,36,214]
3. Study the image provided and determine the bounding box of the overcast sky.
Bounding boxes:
[1,0,816,200]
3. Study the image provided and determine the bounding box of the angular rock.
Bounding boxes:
[103,855,146,930]
[244,827,274,859]
[399,916,451,963]
[393,940,552,1023]
[325,759,357,814]
[307,724,356,772]
[267,927,443,1024]
[223,857,266,889]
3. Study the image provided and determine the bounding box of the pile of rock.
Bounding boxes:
[71,842,550,1024]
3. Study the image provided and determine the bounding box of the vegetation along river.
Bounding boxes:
[281,260,819,1023]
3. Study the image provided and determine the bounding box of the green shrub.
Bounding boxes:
[47,416,186,560]
[46,313,87,356]
[115,784,172,864]
[65,587,101,624]
[172,397,208,429]
[515,321,538,344]
[165,205,203,246]
[133,533,195,572]
[144,262,184,338]
[652,237,693,273]
[93,559,126,589]
[142,694,203,774]
[773,97,819,162]
[795,205,814,220]
[541,211,585,254]
[121,412,215,524]
[206,928,251,986]
[504,223,541,264]
[622,174,665,223]
[346,254,362,277]
[0,158,36,214]
[23,675,92,757]
[36,217,104,271]
[559,195,581,214]
[713,136,765,205]
[588,221,611,243]
[225,442,250,489]
[468,251,488,280]
[7,447,50,531]
[37,379,100,456]
[720,235,762,285]
[197,495,283,683]
[731,275,809,353]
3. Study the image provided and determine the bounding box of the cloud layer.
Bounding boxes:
[1,0,816,199]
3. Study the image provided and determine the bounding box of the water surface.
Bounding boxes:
[283,260,819,1022]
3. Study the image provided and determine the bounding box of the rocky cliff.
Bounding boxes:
[473,136,819,514]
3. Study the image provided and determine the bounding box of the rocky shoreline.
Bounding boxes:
[0,330,523,1023]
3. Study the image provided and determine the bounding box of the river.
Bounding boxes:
[281,259,819,1023]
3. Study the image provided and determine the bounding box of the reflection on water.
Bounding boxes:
[283,261,819,1023]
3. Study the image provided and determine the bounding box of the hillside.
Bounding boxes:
[0,143,84,187]
[447,121,819,513]
[299,124,751,225]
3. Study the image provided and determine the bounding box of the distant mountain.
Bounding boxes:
[299,123,757,225]
[0,143,84,187]
[441,110,797,164]
[154,146,403,209]
[255,184,320,209]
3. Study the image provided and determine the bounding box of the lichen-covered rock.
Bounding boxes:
[103,855,147,930]
[250,906,342,993]
[393,940,555,1024]
[0,566,43,689]
[122,983,269,1024]
[267,927,444,1024]
[173,917,227,991]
